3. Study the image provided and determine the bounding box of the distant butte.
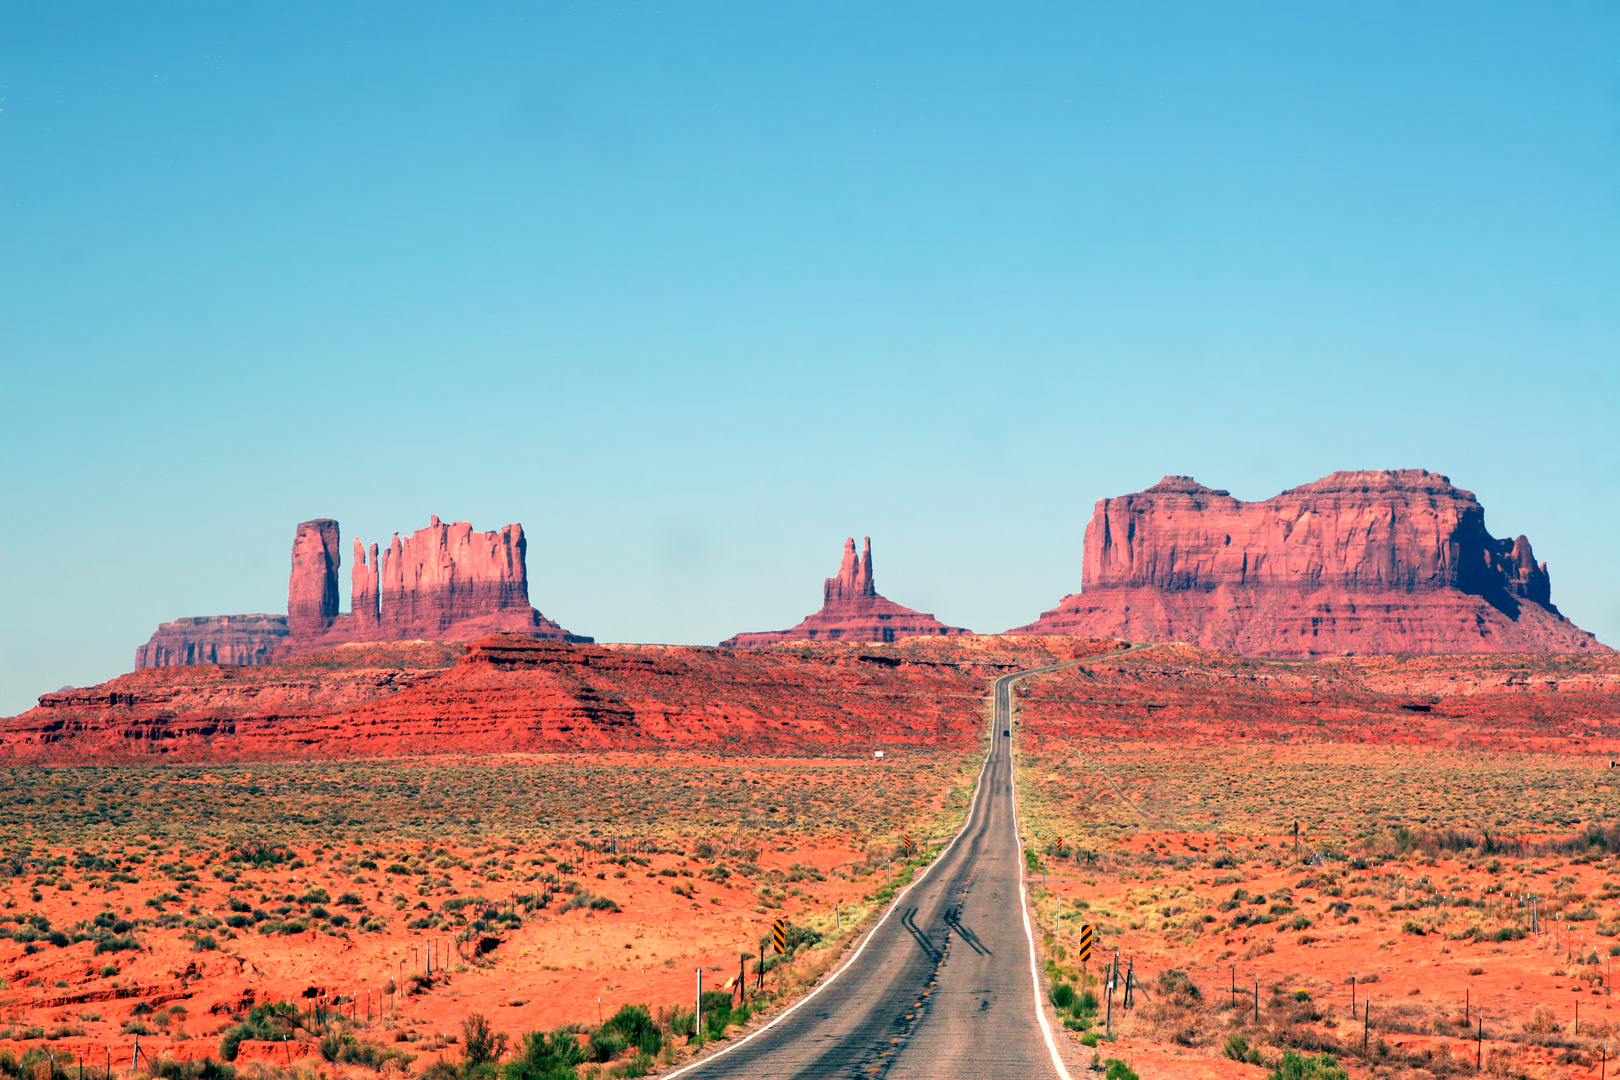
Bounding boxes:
[722,537,971,647]
[135,515,590,669]
[1008,469,1609,656]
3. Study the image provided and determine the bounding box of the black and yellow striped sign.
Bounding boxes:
[1077,923,1094,962]
[772,918,787,954]
[902,833,915,854]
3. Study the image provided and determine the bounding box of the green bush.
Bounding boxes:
[318,1034,415,1071]
[149,1059,237,1080]
[1050,982,1076,1009]
[600,1005,662,1057]
[1103,1058,1139,1080]
[586,1029,627,1063]
[704,998,750,1042]
[1223,1033,1262,1064]
[462,1014,508,1071]
[1268,1049,1349,1080]
[218,1002,302,1062]
[666,1007,696,1040]
[614,1051,654,1078]
[93,935,139,954]
[503,1030,584,1080]
[783,924,823,951]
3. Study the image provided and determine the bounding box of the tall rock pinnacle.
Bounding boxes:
[723,536,969,647]
[287,520,341,639]
[824,537,878,605]
[351,538,380,627]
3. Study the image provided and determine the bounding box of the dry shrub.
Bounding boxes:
[1242,937,1275,959]
[1523,1007,1561,1036]
[1139,998,1211,1048]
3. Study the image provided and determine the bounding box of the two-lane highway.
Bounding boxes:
[668,658,1094,1079]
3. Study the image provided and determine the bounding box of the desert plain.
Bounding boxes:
[1,635,1617,1080]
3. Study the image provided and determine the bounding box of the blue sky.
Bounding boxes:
[3,2,1617,714]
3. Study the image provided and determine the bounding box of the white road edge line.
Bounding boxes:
[1005,644,1150,1080]
[1004,670,1075,1080]
[664,647,1143,1078]
[661,691,1004,1078]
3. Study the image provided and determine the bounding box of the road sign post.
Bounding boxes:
[771,917,788,992]
[1106,952,1117,1037]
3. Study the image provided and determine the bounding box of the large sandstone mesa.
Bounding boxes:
[722,537,971,647]
[287,515,588,657]
[136,515,589,668]
[1009,470,1608,656]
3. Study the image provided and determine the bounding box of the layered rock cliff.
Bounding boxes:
[18,635,1077,762]
[722,537,971,647]
[14,636,1620,762]
[135,515,589,669]
[1009,470,1607,656]
[134,615,289,669]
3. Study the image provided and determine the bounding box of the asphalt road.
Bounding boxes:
[668,662,1077,1079]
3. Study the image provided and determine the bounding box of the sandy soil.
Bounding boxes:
[0,751,977,1077]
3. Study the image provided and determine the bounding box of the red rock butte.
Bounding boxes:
[721,537,971,647]
[1009,470,1608,656]
[136,515,590,669]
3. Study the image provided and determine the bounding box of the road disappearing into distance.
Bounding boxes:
[667,655,1112,1079]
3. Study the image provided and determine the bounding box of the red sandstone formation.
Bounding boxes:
[10,635,1077,762]
[286,515,587,657]
[722,537,971,647]
[10,635,1620,763]
[135,515,588,668]
[351,538,380,629]
[1010,470,1608,656]
[286,520,341,639]
[133,615,288,668]
[1016,643,1620,755]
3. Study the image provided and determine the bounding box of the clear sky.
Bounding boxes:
[2,2,1617,715]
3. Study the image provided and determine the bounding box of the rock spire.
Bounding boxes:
[722,536,970,647]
